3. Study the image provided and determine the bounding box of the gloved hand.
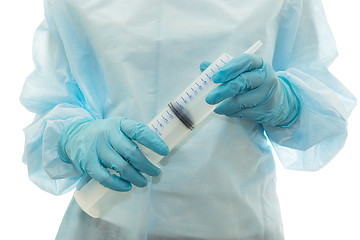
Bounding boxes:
[200,54,301,127]
[58,117,169,192]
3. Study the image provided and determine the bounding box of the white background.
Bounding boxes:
[0,1,359,239]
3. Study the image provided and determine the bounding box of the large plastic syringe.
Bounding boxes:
[74,41,263,218]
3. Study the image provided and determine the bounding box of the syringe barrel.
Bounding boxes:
[74,41,262,218]
[139,53,234,166]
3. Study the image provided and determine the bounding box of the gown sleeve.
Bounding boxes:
[20,6,97,195]
[265,0,356,171]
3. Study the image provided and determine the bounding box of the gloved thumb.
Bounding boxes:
[200,61,212,72]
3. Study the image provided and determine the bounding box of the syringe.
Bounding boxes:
[74,41,263,218]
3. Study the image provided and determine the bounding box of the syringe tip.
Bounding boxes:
[244,40,263,54]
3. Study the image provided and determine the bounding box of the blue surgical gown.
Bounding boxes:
[20,0,356,239]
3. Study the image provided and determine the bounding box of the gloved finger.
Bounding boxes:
[206,69,265,105]
[200,61,212,72]
[99,145,148,188]
[213,88,266,116]
[226,104,271,122]
[211,54,263,84]
[110,128,161,177]
[120,118,169,156]
[227,86,281,121]
[86,158,132,192]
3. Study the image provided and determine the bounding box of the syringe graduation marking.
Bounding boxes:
[167,110,174,119]
[151,55,231,136]
[181,59,231,104]
[176,101,184,110]
[161,115,169,124]
[205,74,212,80]
[191,87,198,95]
[181,97,188,104]
[186,92,193,100]
[152,113,171,136]
[157,120,164,128]
[151,124,161,136]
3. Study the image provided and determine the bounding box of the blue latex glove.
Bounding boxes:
[58,117,169,191]
[200,54,301,127]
